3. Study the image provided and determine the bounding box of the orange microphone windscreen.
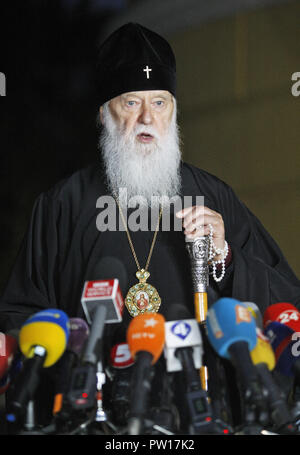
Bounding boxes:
[127,313,165,365]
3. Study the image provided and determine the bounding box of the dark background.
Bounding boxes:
[0,0,130,293]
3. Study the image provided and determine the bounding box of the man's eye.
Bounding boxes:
[155,100,164,106]
[127,101,136,106]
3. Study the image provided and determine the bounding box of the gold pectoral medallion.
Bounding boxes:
[125,269,161,317]
[115,197,163,318]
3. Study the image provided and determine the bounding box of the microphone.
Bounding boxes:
[109,342,135,427]
[242,302,264,330]
[110,332,178,435]
[238,302,294,431]
[240,302,275,370]
[0,331,18,376]
[81,257,126,365]
[251,327,294,430]
[206,298,257,360]
[263,303,300,377]
[164,304,202,374]
[251,328,275,371]
[126,312,165,435]
[0,331,21,395]
[68,318,90,357]
[52,318,90,416]
[6,309,70,423]
[110,342,134,369]
[206,298,269,431]
[163,303,219,434]
[164,304,234,434]
[262,303,300,432]
[263,302,300,330]
[0,332,18,379]
[67,257,127,413]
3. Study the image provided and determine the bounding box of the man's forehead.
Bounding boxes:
[121,90,172,99]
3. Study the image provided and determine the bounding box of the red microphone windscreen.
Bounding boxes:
[127,313,165,364]
[263,302,300,332]
[0,334,18,379]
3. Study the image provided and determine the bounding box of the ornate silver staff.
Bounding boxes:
[185,235,210,390]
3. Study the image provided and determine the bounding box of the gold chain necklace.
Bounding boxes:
[116,198,163,317]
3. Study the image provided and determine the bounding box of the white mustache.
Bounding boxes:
[133,125,159,139]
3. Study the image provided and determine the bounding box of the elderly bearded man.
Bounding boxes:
[1,23,300,432]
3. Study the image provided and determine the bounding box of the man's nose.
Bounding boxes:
[138,104,153,125]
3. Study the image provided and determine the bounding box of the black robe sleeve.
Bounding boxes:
[186,163,300,315]
[0,192,62,332]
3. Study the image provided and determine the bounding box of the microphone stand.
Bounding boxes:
[95,361,107,423]
[17,400,42,435]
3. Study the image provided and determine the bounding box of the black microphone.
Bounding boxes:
[52,318,90,418]
[109,342,135,427]
[241,302,295,432]
[206,298,270,434]
[164,304,203,389]
[164,303,231,434]
[126,313,165,435]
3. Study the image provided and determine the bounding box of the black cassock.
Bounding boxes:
[1,160,300,428]
[1,160,300,330]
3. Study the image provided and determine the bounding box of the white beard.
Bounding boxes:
[99,99,182,208]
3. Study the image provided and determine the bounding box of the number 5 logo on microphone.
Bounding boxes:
[110,343,134,368]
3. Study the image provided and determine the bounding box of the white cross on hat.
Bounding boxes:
[143,65,152,79]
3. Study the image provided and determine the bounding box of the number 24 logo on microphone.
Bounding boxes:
[278,310,299,325]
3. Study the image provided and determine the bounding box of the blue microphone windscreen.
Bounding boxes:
[264,321,296,376]
[20,309,70,367]
[23,309,70,339]
[206,297,257,359]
